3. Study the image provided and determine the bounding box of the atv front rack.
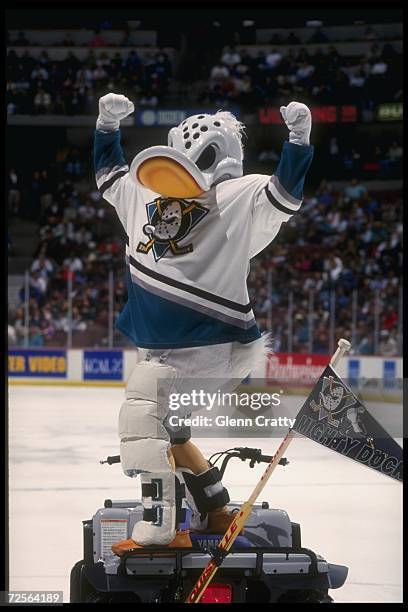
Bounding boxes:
[117,545,321,579]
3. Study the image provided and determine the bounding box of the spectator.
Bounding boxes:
[349,68,366,89]
[65,148,83,177]
[364,26,378,41]
[76,65,93,88]
[78,199,96,221]
[39,170,53,211]
[31,63,48,81]
[27,171,42,219]
[8,317,17,345]
[326,255,344,283]
[89,29,106,48]
[379,330,398,355]
[34,87,52,113]
[296,60,315,80]
[382,304,398,331]
[265,48,282,69]
[286,31,301,44]
[7,168,20,215]
[92,63,108,82]
[343,178,367,201]
[62,33,74,47]
[63,253,84,274]
[29,271,48,303]
[309,27,328,43]
[31,253,54,278]
[209,61,230,86]
[14,31,29,46]
[29,325,45,347]
[370,57,388,75]
[221,46,241,67]
[388,141,403,163]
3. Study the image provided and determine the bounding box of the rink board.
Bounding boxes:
[8,349,403,403]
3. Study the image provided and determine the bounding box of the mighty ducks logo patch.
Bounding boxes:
[137,197,209,262]
[310,374,370,439]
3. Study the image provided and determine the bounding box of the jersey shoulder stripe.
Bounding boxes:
[264,184,298,216]
[99,170,129,195]
[128,253,252,314]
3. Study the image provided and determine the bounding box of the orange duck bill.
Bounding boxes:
[130,146,210,198]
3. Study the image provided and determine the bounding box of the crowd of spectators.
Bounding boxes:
[200,42,401,109]
[264,25,388,46]
[256,137,403,182]
[250,179,402,355]
[8,28,153,48]
[6,23,402,354]
[7,24,394,49]
[8,168,402,354]
[7,145,89,220]
[8,167,55,220]
[7,37,402,114]
[8,172,129,348]
[7,47,172,115]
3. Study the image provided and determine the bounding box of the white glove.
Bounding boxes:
[280,101,312,146]
[96,93,134,131]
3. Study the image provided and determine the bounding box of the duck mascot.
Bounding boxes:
[94,93,313,553]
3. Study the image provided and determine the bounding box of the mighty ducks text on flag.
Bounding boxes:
[292,365,402,482]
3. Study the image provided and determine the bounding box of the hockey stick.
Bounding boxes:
[186,338,351,603]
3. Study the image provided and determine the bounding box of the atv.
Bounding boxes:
[70,447,348,603]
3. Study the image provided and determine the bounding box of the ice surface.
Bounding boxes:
[8,385,402,603]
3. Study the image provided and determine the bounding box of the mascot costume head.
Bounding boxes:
[130,111,245,198]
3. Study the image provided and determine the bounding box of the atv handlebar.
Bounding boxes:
[233,447,273,463]
[100,447,289,475]
[216,447,289,478]
[100,455,121,465]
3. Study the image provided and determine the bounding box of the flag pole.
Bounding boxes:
[186,338,351,604]
[329,338,351,369]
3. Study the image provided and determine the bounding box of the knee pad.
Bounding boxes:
[131,472,186,546]
[125,358,177,404]
[119,359,177,474]
[177,466,230,530]
[120,438,172,474]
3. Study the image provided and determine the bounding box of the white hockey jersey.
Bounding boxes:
[94,130,313,348]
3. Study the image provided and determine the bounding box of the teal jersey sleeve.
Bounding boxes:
[265,140,314,212]
[94,129,129,195]
[250,141,314,258]
[94,128,136,228]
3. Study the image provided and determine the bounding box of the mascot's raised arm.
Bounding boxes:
[94,93,313,554]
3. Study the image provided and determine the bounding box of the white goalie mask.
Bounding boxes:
[130,111,244,198]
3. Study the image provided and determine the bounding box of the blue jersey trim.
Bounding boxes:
[116,270,261,349]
